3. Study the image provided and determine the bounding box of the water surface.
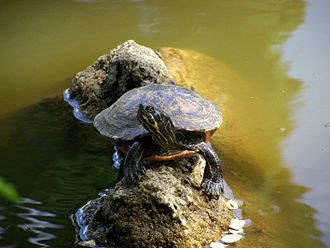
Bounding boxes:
[0,1,329,247]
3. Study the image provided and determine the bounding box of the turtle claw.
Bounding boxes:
[136,165,146,180]
[201,179,224,198]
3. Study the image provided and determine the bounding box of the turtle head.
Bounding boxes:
[137,104,176,148]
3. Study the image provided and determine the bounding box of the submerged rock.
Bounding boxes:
[67,40,172,120]
[77,156,233,247]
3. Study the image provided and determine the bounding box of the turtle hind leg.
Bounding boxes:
[123,141,146,180]
[185,142,224,198]
[200,142,224,198]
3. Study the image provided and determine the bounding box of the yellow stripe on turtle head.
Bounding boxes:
[143,114,160,134]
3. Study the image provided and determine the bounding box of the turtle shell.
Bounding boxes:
[94,84,222,142]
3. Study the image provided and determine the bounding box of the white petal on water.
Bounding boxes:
[229,218,246,230]
[232,208,242,219]
[235,199,244,207]
[244,218,252,227]
[221,234,243,244]
[226,200,239,209]
[210,242,228,248]
[229,227,244,234]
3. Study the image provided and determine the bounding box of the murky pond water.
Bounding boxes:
[0,0,329,247]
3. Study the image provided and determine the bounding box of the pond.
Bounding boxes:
[0,0,329,247]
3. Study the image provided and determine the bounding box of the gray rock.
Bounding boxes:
[80,156,232,247]
[68,40,172,120]
[67,44,235,247]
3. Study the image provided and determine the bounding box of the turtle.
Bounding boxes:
[94,83,224,197]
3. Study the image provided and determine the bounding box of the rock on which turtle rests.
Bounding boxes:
[66,40,172,120]
[84,158,232,247]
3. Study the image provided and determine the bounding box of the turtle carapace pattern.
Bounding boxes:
[94,84,224,197]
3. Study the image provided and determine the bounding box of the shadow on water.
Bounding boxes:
[0,96,116,247]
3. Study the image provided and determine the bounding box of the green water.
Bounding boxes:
[0,0,329,247]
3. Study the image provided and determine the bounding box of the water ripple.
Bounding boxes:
[16,198,63,247]
[0,197,64,248]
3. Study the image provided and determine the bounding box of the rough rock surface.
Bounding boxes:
[81,156,232,248]
[68,40,172,119]
[68,42,234,247]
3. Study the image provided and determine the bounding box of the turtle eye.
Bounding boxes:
[146,106,154,112]
[147,116,155,125]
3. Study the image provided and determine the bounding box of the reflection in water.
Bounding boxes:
[0,97,116,247]
[0,0,328,247]
[17,198,62,247]
[282,0,330,244]
[0,198,62,248]
[161,46,324,247]
[0,208,5,240]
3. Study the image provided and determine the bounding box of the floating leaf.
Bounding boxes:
[0,177,20,202]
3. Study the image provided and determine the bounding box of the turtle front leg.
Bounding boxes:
[123,141,146,180]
